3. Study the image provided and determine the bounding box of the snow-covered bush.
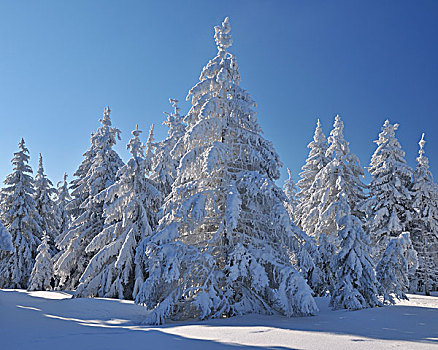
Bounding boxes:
[376,232,416,304]
[28,234,54,291]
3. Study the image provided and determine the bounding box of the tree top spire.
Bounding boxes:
[417,133,429,168]
[100,106,112,127]
[37,153,44,175]
[214,17,232,53]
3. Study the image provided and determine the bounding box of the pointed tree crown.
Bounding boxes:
[127,125,145,160]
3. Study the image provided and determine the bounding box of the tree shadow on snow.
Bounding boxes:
[162,298,438,345]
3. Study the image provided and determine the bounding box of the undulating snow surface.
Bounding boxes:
[0,289,436,349]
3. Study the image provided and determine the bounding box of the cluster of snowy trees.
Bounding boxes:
[0,18,437,323]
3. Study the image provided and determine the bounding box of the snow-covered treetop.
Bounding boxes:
[182,17,280,180]
[57,173,70,200]
[35,154,56,196]
[92,105,121,150]
[214,17,232,53]
[296,119,329,198]
[326,115,350,159]
[163,99,185,139]
[150,99,186,196]
[314,119,326,144]
[127,125,145,160]
[369,119,411,178]
[416,133,429,171]
[326,115,364,186]
[144,124,154,171]
[11,138,33,175]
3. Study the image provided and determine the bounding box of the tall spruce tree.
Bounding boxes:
[135,18,317,324]
[151,98,185,197]
[296,119,330,234]
[56,173,72,238]
[55,107,123,290]
[34,154,59,242]
[308,115,368,296]
[364,120,413,261]
[0,139,43,288]
[75,125,160,299]
[409,134,438,294]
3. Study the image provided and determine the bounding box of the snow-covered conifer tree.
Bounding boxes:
[363,120,413,260]
[409,134,438,294]
[376,232,416,304]
[295,119,330,231]
[0,220,13,252]
[330,196,380,310]
[0,139,42,288]
[308,115,367,296]
[34,154,59,242]
[151,99,185,197]
[75,125,160,299]
[55,107,123,290]
[56,173,71,237]
[284,170,322,293]
[284,168,299,217]
[28,234,54,291]
[135,18,317,324]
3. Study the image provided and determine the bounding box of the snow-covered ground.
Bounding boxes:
[0,289,437,349]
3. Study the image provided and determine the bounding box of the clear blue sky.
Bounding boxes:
[1,0,437,187]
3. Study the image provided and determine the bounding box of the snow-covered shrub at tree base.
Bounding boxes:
[295,119,330,232]
[308,115,367,296]
[34,154,59,243]
[28,234,54,291]
[0,220,13,252]
[409,134,438,294]
[376,232,417,304]
[362,120,413,261]
[75,125,160,300]
[0,139,43,288]
[151,98,185,198]
[55,107,124,290]
[135,17,317,324]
